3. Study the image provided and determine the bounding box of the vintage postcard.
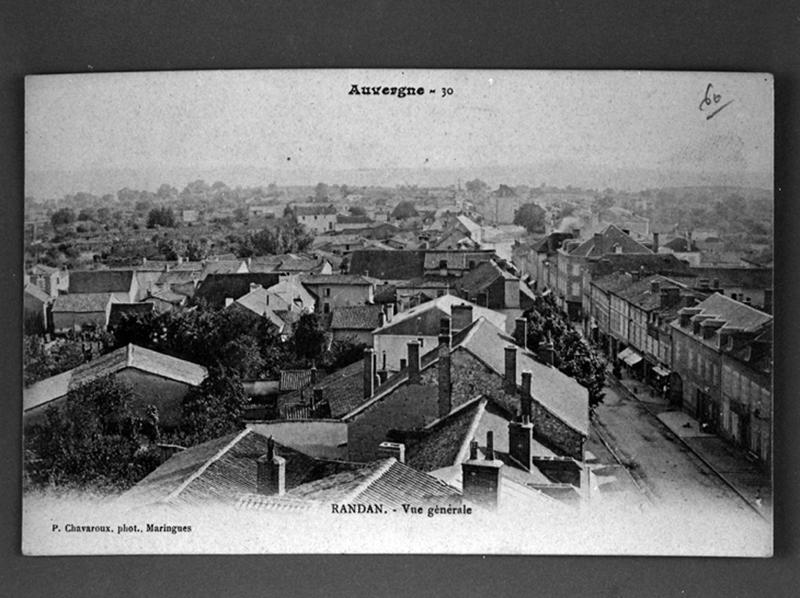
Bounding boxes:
[22,70,773,555]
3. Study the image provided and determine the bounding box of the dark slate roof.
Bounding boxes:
[684,266,773,289]
[569,224,652,258]
[282,360,364,418]
[330,305,384,330]
[337,214,373,224]
[118,430,362,507]
[373,284,397,304]
[301,274,372,286]
[52,293,111,313]
[194,273,281,308]
[663,237,699,252]
[588,252,692,278]
[457,261,516,294]
[405,398,484,473]
[108,302,155,328]
[348,250,426,280]
[69,270,135,294]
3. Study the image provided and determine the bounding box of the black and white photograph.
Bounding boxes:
[22,69,773,555]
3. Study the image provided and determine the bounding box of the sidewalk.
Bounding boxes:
[608,373,772,518]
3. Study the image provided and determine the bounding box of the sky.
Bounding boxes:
[25,70,773,197]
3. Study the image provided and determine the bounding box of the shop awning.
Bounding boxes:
[617,347,633,361]
[652,365,670,377]
[622,350,643,366]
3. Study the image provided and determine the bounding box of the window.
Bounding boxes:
[324,288,331,297]
[323,302,330,313]
[438,260,448,269]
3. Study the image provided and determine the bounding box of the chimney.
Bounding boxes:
[312,387,323,411]
[363,347,375,399]
[678,307,701,327]
[377,369,388,384]
[572,227,581,239]
[652,232,660,253]
[650,279,660,294]
[438,327,452,418]
[513,317,528,349]
[225,297,234,307]
[310,365,317,386]
[509,372,534,471]
[256,438,286,496]
[378,311,385,328]
[451,303,474,332]
[385,303,394,322]
[407,341,421,384]
[504,345,517,393]
[378,441,406,464]
[701,319,725,339]
[462,432,503,508]
[593,232,604,256]
[538,340,555,366]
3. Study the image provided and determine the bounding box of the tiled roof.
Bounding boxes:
[118,430,362,507]
[330,305,384,330]
[663,237,699,252]
[569,224,652,258]
[108,302,155,328]
[348,250,426,280]
[282,360,364,418]
[280,369,314,391]
[68,270,135,294]
[157,269,201,285]
[683,266,773,289]
[246,458,461,508]
[373,284,397,304]
[337,215,372,224]
[52,293,112,313]
[372,296,507,336]
[194,273,281,308]
[456,318,590,435]
[30,264,59,275]
[301,274,372,286]
[202,260,246,276]
[24,283,51,303]
[23,344,207,413]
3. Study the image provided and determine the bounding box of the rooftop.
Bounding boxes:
[330,305,384,330]
[372,295,507,336]
[52,292,112,313]
[569,224,652,258]
[24,344,208,413]
[68,270,135,294]
[348,250,427,280]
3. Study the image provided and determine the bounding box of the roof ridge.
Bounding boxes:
[422,394,485,431]
[453,398,488,466]
[345,458,397,504]
[165,429,251,501]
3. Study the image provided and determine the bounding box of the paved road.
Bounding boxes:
[591,380,764,524]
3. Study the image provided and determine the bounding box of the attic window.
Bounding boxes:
[439,260,448,269]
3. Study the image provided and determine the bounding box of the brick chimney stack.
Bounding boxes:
[378,441,406,464]
[438,320,452,418]
[407,340,421,385]
[451,303,474,332]
[508,371,534,471]
[513,317,528,349]
[504,345,517,393]
[257,437,286,496]
[363,347,375,399]
[462,431,503,508]
[652,231,660,254]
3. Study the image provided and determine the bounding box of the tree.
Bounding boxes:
[25,376,161,490]
[178,367,249,445]
[513,202,547,233]
[314,182,329,203]
[593,195,615,212]
[348,206,366,216]
[77,208,96,221]
[290,313,327,362]
[524,295,606,409]
[465,179,488,196]
[147,207,177,228]
[391,200,419,220]
[50,207,75,228]
[156,183,177,199]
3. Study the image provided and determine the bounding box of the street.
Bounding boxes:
[590,377,766,526]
